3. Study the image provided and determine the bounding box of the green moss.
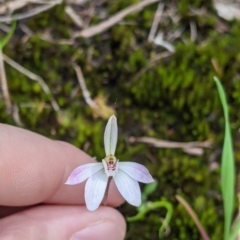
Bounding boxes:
[2,0,240,239]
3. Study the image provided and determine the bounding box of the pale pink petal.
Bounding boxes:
[118,162,154,183]
[85,169,108,211]
[104,115,118,156]
[113,170,141,206]
[65,163,103,185]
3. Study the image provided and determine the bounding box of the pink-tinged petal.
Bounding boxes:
[118,162,154,183]
[85,169,108,211]
[65,163,103,185]
[104,115,118,156]
[113,170,141,207]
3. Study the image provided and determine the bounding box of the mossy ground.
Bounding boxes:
[1,0,240,239]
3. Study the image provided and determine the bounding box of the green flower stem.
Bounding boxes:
[127,200,173,238]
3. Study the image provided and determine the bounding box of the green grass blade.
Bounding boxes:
[214,76,235,240]
[0,20,16,49]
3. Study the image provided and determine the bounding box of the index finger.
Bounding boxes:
[0,124,124,207]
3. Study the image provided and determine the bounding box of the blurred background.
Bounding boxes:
[1,0,240,239]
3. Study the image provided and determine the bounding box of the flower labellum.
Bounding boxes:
[65,115,154,211]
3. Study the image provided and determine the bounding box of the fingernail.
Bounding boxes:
[70,221,125,240]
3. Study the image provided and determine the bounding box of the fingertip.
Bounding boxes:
[0,205,126,240]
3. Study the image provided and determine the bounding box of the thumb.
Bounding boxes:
[0,205,126,240]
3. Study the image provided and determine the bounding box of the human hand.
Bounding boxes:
[0,124,126,240]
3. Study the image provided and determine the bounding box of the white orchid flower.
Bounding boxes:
[65,115,154,211]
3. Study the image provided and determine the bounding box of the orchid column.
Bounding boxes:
[65,115,154,211]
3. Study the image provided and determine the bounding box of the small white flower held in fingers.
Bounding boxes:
[65,115,154,211]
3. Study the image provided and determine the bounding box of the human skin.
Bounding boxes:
[0,124,126,240]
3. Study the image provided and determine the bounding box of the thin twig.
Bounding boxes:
[176,195,211,240]
[148,3,164,42]
[39,34,74,45]
[0,1,62,22]
[19,24,74,45]
[12,104,23,127]
[153,32,175,52]
[129,136,212,149]
[129,136,211,156]
[72,63,98,109]
[0,0,57,15]
[73,63,115,119]
[73,0,160,38]
[3,54,60,112]
[190,21,197,42]
[65,5,84,28]
[66,0,90,4]
[0,49,12,114]
[0,0,29,14]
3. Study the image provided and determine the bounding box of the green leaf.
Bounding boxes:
[141,180,158,202]
[143,180,158,196]
[0,20,16,49]
[214,76,235,240]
